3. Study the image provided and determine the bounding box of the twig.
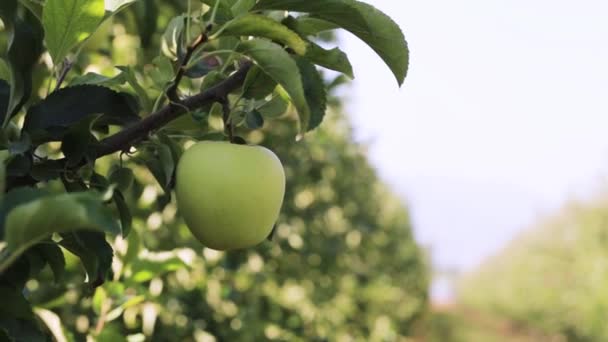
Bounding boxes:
[166,26,211,102]
[94,62,252,158]
[6,63,252,192]
[55,60,73,91]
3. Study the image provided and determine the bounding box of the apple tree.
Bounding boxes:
[0,0,424,340]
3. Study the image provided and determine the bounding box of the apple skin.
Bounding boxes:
[175,141,286,251]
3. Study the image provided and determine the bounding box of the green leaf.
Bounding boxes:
[122,229,140,266]
[0,5,45,123]
[109,167,134,193]
[142,143,175,192]
[245,110,264,129]
[69,72,127,88]
[143,158,166,193]
[201,0,234,25]
[242,66,277,100]
[158,143,175,189]
[220,14,308,55]
[257,93,289,118]
[253,1,366,28]
[201,70,228,90]
[5,192,120,256]
[235,39,310,132]
[113,191,132,237]
[42,0,105,64]
[149,56,175,91]
[35,243,66,283]
[282,16,353,77]
[60,116,100,167]
[160,15,186,60]
[0,188,47,239]
[24,247,46,278]
[254,0,409,85]
[23,85,140,145]
[157,132,183,166]
[19,0,43,20]
[284,16,339,36]
[294,57,327,131]
[305,43,354,79]
[231,0,256,16]
[116,66,152,112]
[60,231,114,287]
[0,60,10,81]
[231,109,247,126]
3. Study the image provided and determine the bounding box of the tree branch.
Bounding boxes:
[94,62,252,158]
[6,62,252,192]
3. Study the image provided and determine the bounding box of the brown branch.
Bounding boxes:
[6,62,252,191]
[167,27,211,102]
[94,62,252,158]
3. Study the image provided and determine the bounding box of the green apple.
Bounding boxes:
[175,141,285,250]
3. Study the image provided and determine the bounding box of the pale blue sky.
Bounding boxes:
[339,0,608,279]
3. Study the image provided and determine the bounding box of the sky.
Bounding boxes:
[338,0,608,296]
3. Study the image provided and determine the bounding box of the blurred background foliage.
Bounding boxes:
[455,196,608,341]
[423,195,608,341]
[9,1,429,340]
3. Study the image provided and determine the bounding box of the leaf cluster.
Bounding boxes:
[0,0,415,339]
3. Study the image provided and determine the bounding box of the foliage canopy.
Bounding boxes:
[0,0,426,340]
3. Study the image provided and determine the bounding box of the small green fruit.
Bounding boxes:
[176,141,285,250]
